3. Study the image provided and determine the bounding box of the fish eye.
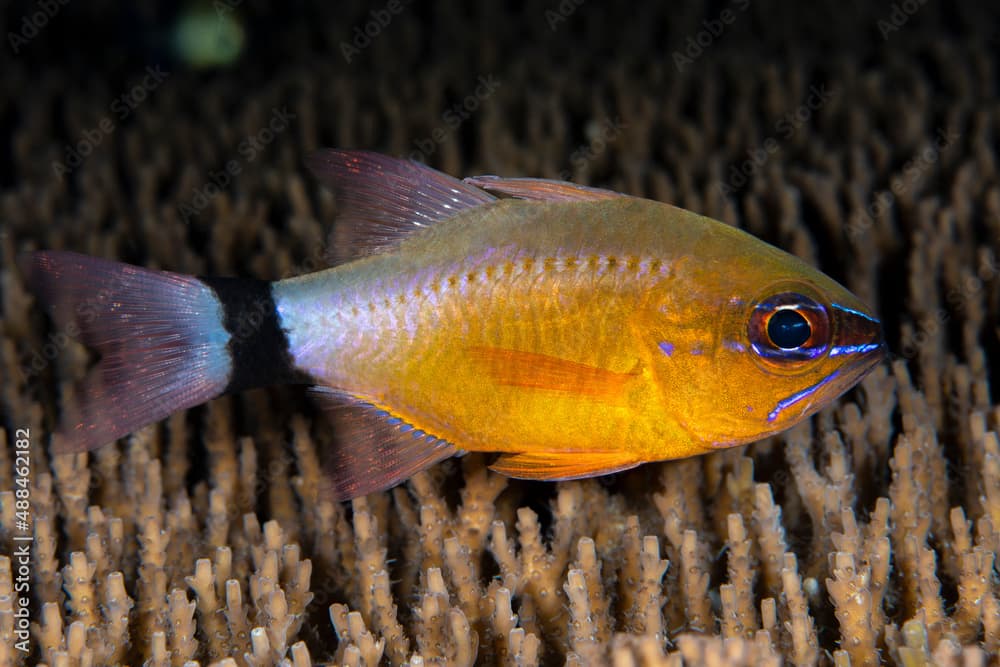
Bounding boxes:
[767,308,811,349]
[748,292,830,365]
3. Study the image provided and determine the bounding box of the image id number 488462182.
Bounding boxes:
[13,427,33,654]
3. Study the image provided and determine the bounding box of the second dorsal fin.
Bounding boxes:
[461,175,625,201]
[306,150,497,264]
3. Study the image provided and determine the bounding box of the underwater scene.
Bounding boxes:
[1,0,999,664]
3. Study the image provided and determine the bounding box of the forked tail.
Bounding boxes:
[20,251,234,454]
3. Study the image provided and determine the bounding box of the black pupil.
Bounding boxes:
[767,309,811,349]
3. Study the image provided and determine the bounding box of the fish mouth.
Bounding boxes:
[760,310,884,427]
[828,301,887,380]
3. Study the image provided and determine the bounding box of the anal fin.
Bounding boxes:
[489,450,641,481]
[312,388,457,500]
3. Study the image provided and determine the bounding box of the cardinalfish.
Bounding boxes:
[21,150,885,499]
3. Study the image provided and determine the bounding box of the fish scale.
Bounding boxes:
[275,201,713,461]
[285,246,637,389]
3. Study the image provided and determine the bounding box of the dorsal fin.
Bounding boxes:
[311,387,458,500]
[306,150,496,265]
[461,175,625,201]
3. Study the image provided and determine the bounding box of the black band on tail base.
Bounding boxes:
[199,276,313,393]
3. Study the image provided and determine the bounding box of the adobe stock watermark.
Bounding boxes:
[408,75,501,162]
[846,127,959,241]
[8,0,71,55]
[178,106,296,223]
[673,0,751,72]
[897,254,999,360]
[877,0,928,40]
[12,427,34,654]
[545,0,585,31]
[557,116,628,181]
[52,65,170,179]
[340,0,413,64]
[718,84,836,196]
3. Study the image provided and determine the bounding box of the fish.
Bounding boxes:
[19,149,886,500]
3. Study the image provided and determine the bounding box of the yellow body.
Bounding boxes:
[275,196,883,476]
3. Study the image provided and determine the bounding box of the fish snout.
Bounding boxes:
[830,302,886,369]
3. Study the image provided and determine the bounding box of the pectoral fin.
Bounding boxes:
[490,450,641,480]
[467,346,640,401]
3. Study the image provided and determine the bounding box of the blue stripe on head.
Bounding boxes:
[829,343,883,357]
[766,370,840,423]
[830,302,880,324]
[658,341,674,357]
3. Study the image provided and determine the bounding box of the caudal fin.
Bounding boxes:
[19,251,233,454]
